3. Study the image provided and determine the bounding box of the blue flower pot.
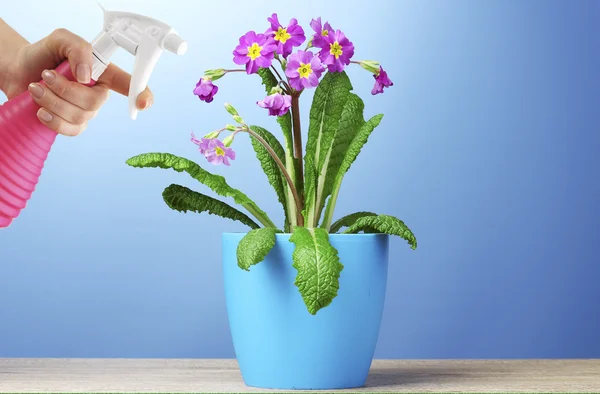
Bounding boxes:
[222,232,389,390]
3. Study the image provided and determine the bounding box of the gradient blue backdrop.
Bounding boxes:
[1,0,599,358]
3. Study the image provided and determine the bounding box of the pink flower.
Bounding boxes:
[318,29,355,72]
[285,50,326,91]
[309,17,334,49]
[233,31,277,74]
[193,78,218,103]
[265,13,306,58]
[201,138,236,166]
[257,93,292,116]
[371,66,393,95]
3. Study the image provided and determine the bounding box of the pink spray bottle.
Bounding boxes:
[0,6,187,228]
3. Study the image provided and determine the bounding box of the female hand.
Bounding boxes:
[1,27,153,136]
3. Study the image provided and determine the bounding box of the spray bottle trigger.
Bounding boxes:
[128,35,163,120]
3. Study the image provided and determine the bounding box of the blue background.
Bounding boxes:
[1,0,599,358]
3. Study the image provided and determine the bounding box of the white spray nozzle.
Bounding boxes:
[90,5,187,120]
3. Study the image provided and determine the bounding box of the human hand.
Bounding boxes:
[2,28,153,136]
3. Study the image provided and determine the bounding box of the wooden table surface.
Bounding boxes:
[0,358,599,393]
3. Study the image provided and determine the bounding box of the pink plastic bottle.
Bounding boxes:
[0,6,187,229]
[0,62,93,228]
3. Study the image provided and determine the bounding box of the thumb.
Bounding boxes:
[97,63,154,110]
[43,28,94,84]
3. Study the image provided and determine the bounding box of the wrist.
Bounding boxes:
[0,18,29,97]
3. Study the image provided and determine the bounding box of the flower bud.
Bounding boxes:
[225,124,237,131]
[203,68,226,81]
[222,133,236,147]
[305,37,314,50]
[269,86,284,95]
[203,130,221,139]
[233,115,245,124]
[224,102,239,116]
[359,60,381,75]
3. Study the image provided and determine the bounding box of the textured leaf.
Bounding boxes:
[303,155,318,225]
[304,71,353,226]
[321,114,384,230]
[162,184,259,229]
[335,114,384,188]
[249,125,289,228]
[258,67,279,93]
[126,153,276,228]
[322,95,365,196]
[330,211,377,233]
[237,228,280,271]
[290,227,343,315]
[343,214,417,250]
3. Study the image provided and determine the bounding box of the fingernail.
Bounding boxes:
[144,97,153,110]
[37,108,53,123]
[41,70,56,85]
[28,83,44,99]
[76,64,91,84]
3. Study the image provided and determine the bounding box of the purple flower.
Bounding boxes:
[191,132,208,155]
[257,93,292,116]
[285,50,326,91]
[309,17,334,49]
[194,137,236,166]
[233,31,277,74]
[193,78,218,103]
[265,13,306,58]
[371,66,394,95]
[318,29,355,72]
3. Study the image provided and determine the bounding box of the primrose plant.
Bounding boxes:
[126,14,417,315]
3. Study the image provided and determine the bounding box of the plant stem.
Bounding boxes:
[290,93,305,210]
[270,65,284,83]
[291,94,303,161]
[224,69,246,73]
[245,127,304,227]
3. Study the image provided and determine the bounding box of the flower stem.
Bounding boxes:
[270,65,284,83]
[245,127,304,227]
[291,94,303,160]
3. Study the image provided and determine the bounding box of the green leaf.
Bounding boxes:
[320,94,365,212]
[126,153,277,229]
[236,228,280,271]
[248,125,289,229]
[304,71,353,226]
[330,211,377,233]
[303,155,317,224]
[343,214,417,250]
[321,114,384,230]
[290,227,344,315]
[258,67,279,93]
[162,184,259,229]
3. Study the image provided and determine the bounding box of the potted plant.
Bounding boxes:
[126,13,417,390]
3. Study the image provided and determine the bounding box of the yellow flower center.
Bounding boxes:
[215,147,225,156]
[298,63,313,78]
[247,43,262,60]
[322,29,329,37]
[275,27,291,44]
[330,41,343,59]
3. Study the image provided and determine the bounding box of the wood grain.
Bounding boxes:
[0,358,599,392]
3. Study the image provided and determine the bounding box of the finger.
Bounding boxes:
[36,107,87,137]
[44,28,94,84]
[97,63,154,110]
[40,69,109,111]
[28,82,95,126]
